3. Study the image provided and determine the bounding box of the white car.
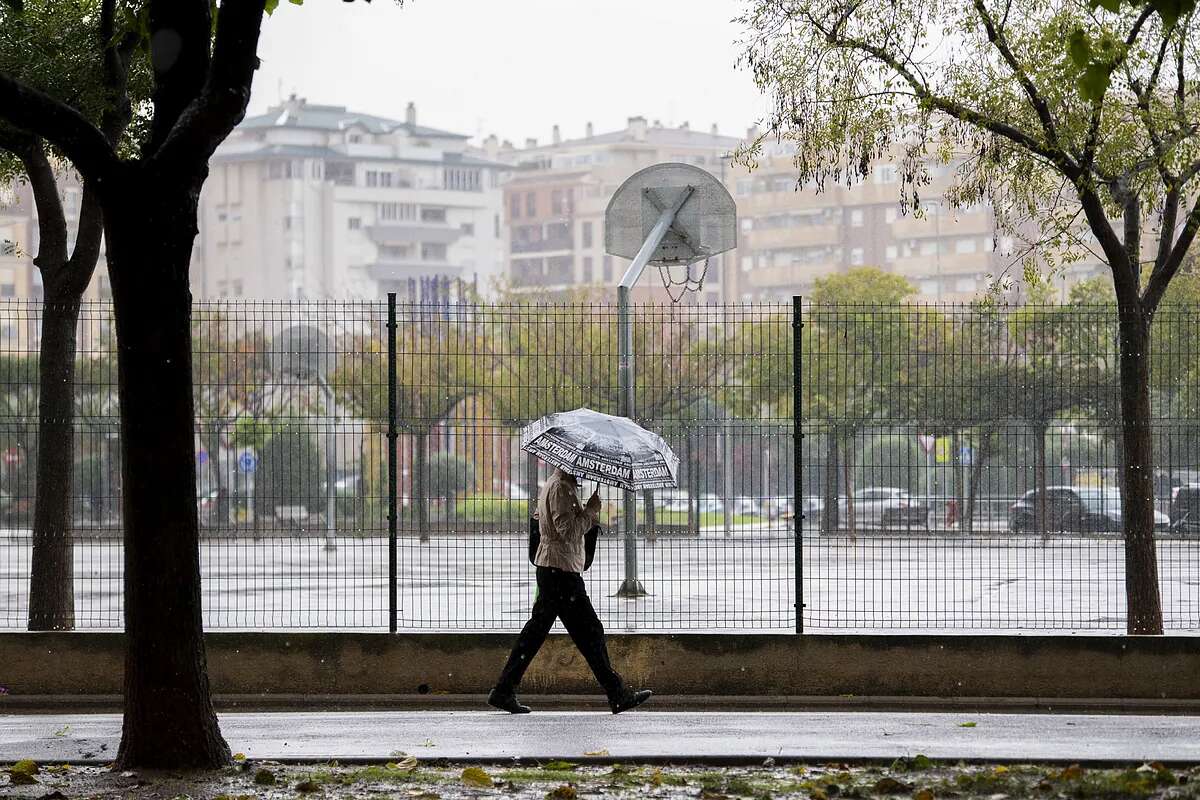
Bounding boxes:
[839,487,929,530]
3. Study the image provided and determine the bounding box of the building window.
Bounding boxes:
[874,164,898,184]
[494,214,500,237]
[546,255,572,283]
[421,206,447,223]
[349,134,362,143]
[461,222,475,235]
[268,162,283,179]
[850,209,864,227]
[366,171,379,187]
[0,283,14,297]
[741,256,753,272]
[741,218,753,232]
[325,161,355,186]
[885,245,898,262]
[0,240,15,256]
[850,247,865,265]
[582,221,593,248]
[736,179,753,196]
[380,172,393,188]
[509,194,520,220]
[421,242,448,261]
[955,277,976,292]
[525,192,536,217]
[310,162,322,180]
[348,217,361,230]
[380,244,413,259]
[582,256,594,283]
[379,203,416,221]
[885,207,898,223]
[602,256,613,282]
[444,167,481,191]
[956,238,978,254]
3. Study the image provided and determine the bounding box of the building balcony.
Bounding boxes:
[367,261,463,283]
[510,235,574,254]
[367,224,463,245]
[746,225,842,249]
[890,210,993,239]
[891,251,994,278]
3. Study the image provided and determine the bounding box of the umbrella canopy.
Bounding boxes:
[520,407,679,492]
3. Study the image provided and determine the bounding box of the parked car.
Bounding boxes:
[1009,486,1169,533]
[732,497,761,516]
[1170,485,1200,534]
[839,487,929,530]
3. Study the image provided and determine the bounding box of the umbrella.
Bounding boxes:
[520,407,679,492]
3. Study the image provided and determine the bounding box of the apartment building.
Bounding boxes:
[726,143,1108,301]
[490,117,742,301]
[193,96,505,301]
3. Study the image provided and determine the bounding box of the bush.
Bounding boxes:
[455,495,527,522]
[426,452,475,502]
[255,429,322,514]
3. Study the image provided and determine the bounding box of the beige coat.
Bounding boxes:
[533,469,598,573]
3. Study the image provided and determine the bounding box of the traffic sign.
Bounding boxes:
[238,451,258,473]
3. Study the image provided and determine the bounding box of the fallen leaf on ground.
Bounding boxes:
[295,779,320,793]
[461,767,492,788]
[6,771,38,786]
[545,785,577,799]
[913,789,934,800]
[53,726,71,737]
[873,776,912,793]
[649,768,664,787]
[390,755,418,772]
[253,768,276,786]
[10,760,39,776]
[543,761,576,771]
[1058,764,1083,781]
[583,749,610,757]
[958,722,977,728]
[232,753,246,762]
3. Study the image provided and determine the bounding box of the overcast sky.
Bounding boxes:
[248,0,768,145]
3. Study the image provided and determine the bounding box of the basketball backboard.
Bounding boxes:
[604,162,736,267]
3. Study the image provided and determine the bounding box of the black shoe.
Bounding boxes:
[609,688,653,714]
[488,687,531,714]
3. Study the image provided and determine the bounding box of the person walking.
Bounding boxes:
[488,467,653,715]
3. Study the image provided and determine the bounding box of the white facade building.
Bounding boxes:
[194,96,505,300]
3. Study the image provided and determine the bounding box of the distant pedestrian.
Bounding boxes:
[488,467,652,715]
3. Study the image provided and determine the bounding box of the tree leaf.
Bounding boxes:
[253,768,276,786]
[461,767,493,788]
[1067,29,1092,68]
[1079,62,1113,101]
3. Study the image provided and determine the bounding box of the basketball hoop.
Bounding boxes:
[658,258,711,304]
[602,163,737,599]
[605,162,736,304]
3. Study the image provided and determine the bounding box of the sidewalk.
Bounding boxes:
[3,710,1199,764]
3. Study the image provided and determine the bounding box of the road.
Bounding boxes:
[2,710,1200,764]
[1,527,1198,632]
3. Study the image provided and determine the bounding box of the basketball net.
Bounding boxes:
[657,257,711,304]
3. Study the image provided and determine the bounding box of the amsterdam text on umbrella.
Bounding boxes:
[520,408,680,492]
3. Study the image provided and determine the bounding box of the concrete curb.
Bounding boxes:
[5,694,1200,714]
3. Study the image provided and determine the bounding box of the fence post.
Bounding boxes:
[793,295,804,634]
[387,293,398,633]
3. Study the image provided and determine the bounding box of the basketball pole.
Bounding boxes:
[614,186,694,599]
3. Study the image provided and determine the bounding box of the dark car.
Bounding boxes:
[1170,486,1200,534]
[1009,486,1169,533]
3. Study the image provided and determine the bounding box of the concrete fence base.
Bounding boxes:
[2,633,1198,702]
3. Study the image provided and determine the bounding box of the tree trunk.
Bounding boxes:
[27,297,81,631]
[103,169,229,769]
[1035,422,1048,539]
[821,432,840,533]
[964,428,995,536]
[414,432,429,542]
[684,431,697,535]
[524,448,539,517]
[642,489,657,541]
[843,435,857,541]
[1118,311,1164,635]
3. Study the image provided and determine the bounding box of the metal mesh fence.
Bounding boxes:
[5,298,1196,633]
[800,302,1200,633]
[0,299,795,632]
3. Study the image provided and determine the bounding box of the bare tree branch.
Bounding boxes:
[155,0,268,169]
[1144,192,1200,311]
[0,74,116,179]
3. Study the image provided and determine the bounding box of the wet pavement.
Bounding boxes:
[2,710,1199,764]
